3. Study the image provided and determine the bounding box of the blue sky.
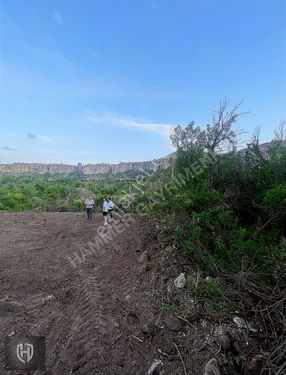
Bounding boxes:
[1,0,285,164]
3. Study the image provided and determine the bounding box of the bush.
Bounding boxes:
[71,197,83,211]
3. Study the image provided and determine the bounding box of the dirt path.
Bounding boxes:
[0,212,168,374]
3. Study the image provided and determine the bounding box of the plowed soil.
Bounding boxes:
[0,212,210,375]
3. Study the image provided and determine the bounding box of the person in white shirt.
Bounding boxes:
[107,197,114,222]
[84,196,94,221]
[102,198,109,225]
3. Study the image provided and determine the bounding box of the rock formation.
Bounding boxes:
[0,153,176,177]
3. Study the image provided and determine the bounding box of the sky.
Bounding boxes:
[0,0,285,164]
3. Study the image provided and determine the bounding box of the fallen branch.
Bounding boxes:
[173,343,187,375]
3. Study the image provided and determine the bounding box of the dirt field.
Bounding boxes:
[0,212,154,374]
[0,212,219,375]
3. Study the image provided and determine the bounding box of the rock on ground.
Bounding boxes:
[204,358,221,375]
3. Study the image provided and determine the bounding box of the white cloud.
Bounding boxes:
[85,112,175,137]
[54,11,64,24]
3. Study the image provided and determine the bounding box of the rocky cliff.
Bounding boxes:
[0,153,176,176]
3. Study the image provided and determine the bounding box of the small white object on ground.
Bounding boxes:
[174,273,186,288]
[41,294,53,305]
[147,359,163,375]
[233,316,257,332]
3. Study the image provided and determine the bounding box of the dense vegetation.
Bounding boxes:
[138,140,286,286]
[0,175,132,212]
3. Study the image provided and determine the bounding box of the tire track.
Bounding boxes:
[65,217,150,374]
[0,213,155,375]
[63,267,114,374]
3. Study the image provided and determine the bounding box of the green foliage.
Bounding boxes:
[165,305,179,314]
[71,197,83,211]
[186,276,196,291]
[259,185,286,219]
[187,276,230,318]
[0,175,134,212]
[198,278,222,298]
[168,141,286,287]
[129,139,286,291]
[0,190,27,211]
[233,355,246,368]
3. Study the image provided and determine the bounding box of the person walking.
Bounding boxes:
[107,197,114,222]
[84,196,94,221]
[102,198,109,225]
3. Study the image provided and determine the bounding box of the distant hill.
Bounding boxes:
[0,153,176,177]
